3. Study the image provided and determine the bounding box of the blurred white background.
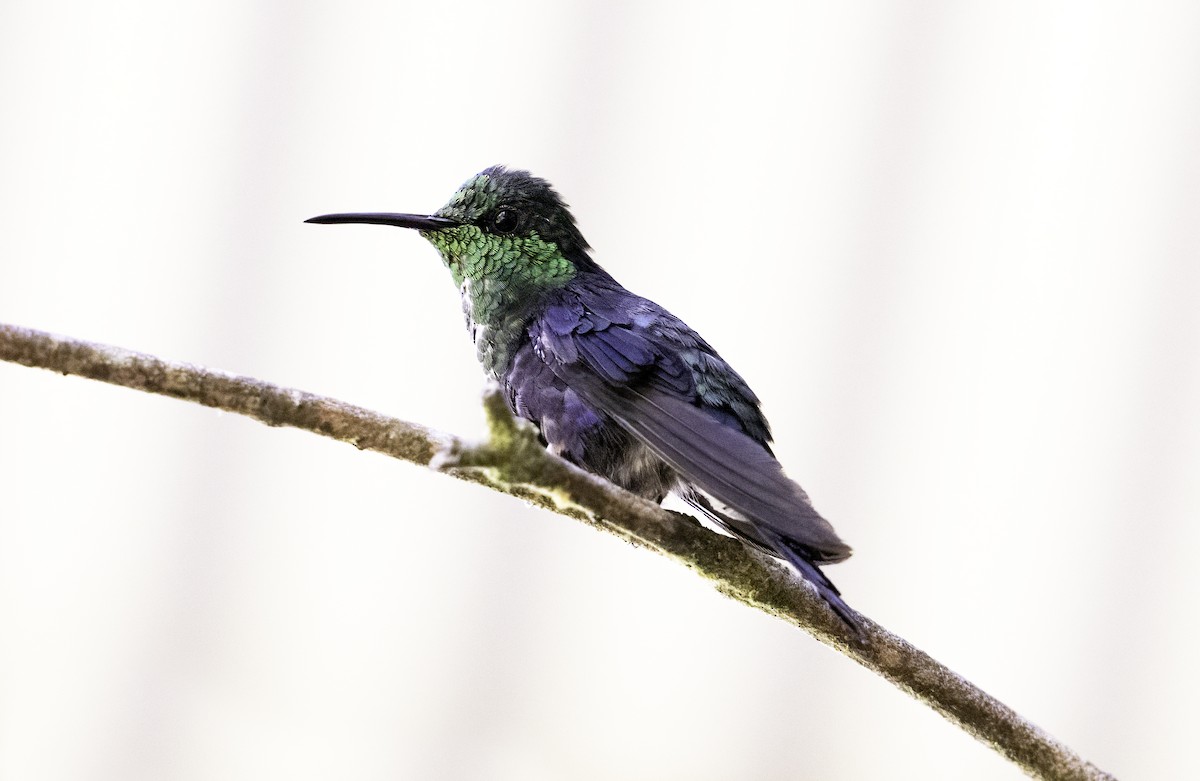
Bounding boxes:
[1,1,1197,779]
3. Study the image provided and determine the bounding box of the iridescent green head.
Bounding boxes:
[306,166,593,291]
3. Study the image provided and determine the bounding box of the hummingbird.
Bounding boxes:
[307,166,863,638]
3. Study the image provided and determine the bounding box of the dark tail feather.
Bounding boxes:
[680,488,867,644]
[759,528,868,644]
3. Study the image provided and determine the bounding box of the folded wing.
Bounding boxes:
[531,284,851,563]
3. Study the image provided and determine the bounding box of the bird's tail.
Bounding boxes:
[681,488,866,643]
[760,528,867,644]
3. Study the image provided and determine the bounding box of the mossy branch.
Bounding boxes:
[0,323,1114,781]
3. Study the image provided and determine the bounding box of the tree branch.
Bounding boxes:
[0,323,1114,781]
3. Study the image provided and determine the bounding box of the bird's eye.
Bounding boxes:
[491,209,519,234]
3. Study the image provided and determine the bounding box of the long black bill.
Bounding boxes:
[304,212,457,231]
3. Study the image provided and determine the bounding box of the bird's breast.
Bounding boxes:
[459,277,528,380]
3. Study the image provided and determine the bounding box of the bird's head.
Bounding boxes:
[307,166,594,291]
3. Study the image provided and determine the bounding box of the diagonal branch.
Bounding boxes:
[0,323,1114,781]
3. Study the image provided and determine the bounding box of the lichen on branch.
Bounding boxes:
[0,322,1114,781]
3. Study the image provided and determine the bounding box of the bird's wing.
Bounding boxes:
[531,283,851,563]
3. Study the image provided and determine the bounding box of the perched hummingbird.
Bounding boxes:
[307,166,863,637]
